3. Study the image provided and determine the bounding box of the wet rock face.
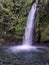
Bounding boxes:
[37,0,49,42]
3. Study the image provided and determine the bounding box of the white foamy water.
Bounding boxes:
[8,45,37,53]
[6,45,49,53]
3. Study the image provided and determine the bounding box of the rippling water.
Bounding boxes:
[0,46,49,65]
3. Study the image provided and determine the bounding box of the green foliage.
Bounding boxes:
[0,0,34,36]
[39,0,49,41]
[0,0,49,43]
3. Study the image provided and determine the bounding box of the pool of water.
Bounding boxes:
[0,46,49,65]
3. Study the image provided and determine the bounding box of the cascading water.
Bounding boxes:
[23,2,37,45]
[7,1,39,52]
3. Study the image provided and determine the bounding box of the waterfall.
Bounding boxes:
[23,2,37,45]
[8,1,38,52]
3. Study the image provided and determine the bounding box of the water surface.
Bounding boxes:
[0,46,49,65]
